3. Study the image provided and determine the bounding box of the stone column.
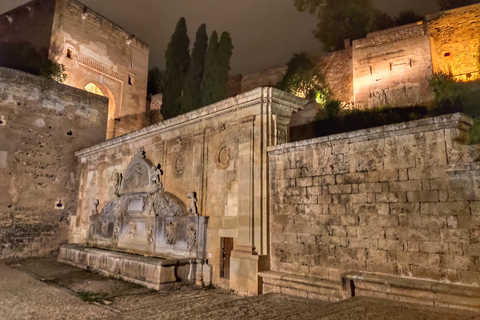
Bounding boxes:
[229,88,306,296]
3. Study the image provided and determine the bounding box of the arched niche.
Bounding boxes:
[84,82,117,140]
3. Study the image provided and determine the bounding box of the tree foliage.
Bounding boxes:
[201,31,220,107]
[276,52,330,104]
[437,0,480,10]
[201,31,233,107]
[162,17,190,120]
[181,24,208,114]
[294,1,426,51]
[147,67,163,98]
[395,11,424,26]
[0,42,67,82]
[294,0,379,51]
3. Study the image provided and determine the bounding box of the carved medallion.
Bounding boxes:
[165,222,176,245]
[174,155,186,176]
[215,146,232,169]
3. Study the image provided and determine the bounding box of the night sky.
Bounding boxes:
[0,0,439,75]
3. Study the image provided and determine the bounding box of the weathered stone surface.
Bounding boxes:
[267,113,480,299]
[0,67,108,259]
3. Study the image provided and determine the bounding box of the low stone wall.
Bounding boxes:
[0,67,108,259]
[266,113,480,308]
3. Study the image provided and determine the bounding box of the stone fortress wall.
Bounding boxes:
[264,113,480,308]
[228,4,480,111]
[0,67,108,259]
[0,0,150,140]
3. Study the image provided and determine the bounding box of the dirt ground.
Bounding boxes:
[0,255,479,320]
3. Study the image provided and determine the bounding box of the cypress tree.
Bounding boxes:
[181,24,208,114]
[216,32,233,102]
[162,17,190,120]
[201,31,219,107]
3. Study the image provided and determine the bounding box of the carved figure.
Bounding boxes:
[187,191,198,216]
[165,222,176,245]
[92,199,99,215]
[128,221,137,240]
[149,164,163,191]
[114,173,123,197]
[186,226,197,250]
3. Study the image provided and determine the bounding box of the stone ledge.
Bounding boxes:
[58,244,203,290]
[342,272,480,311]
[259,271,343,301]
[268,113,473,154]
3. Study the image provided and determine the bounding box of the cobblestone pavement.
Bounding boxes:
[1,256,479,320]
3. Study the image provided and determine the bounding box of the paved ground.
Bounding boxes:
[0,256,479,320]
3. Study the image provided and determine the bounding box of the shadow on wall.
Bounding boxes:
[109,112,148,138]
[0,42,66,82]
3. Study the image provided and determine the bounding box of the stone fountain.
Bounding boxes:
[58,153,209,289]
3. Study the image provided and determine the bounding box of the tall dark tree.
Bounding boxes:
[162,17,190,120]
[147,67,163,98]
[201,31,220,107]
[181,24,208,114]
[200,31,233,107]
[215,32,234,102]
[437,0,480,10]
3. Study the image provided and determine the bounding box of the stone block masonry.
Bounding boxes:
[0,67,108,259]
[266,113,480,309]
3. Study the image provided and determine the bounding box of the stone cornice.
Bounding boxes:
[76,87,307,157]
[267,113,473,155]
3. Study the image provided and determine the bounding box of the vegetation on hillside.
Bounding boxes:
[276,52,330,104]
[0,42,67,82]
[293,0,427,51]
[437,0,480,10]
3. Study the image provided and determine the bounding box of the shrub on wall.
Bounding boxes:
[0,42,66,82]
[276,52,330,104]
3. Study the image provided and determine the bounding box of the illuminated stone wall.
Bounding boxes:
[71,88,306,296]
[0,67,108,259]
[266,113,480,300]
[352,23,435,108]
[428,4,480,82]
[0,0,149,140]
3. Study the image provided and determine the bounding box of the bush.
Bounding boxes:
[0,42,66,82]
[276,52,330,104]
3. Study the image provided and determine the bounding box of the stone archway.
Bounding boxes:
[84,82,117,140]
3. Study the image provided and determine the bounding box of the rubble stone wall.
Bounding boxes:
[0,67,108,259]
[268,113,480,287]
[428,4,480,82]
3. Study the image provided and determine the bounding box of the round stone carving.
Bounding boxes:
[174,155,186,175]
[216,146,232,169]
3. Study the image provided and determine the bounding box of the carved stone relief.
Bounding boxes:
[186,226,197,250]
[277,128,287,145]
[165,222,176,245]
[215,145,232,169]
[174,155,186,176]
[128,221,137,240]
[187,191,198,216]
[147,224,154,245]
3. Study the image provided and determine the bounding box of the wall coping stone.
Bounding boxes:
[268,113,473,155]
[259,270,341,289]
[76,87,308,157]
